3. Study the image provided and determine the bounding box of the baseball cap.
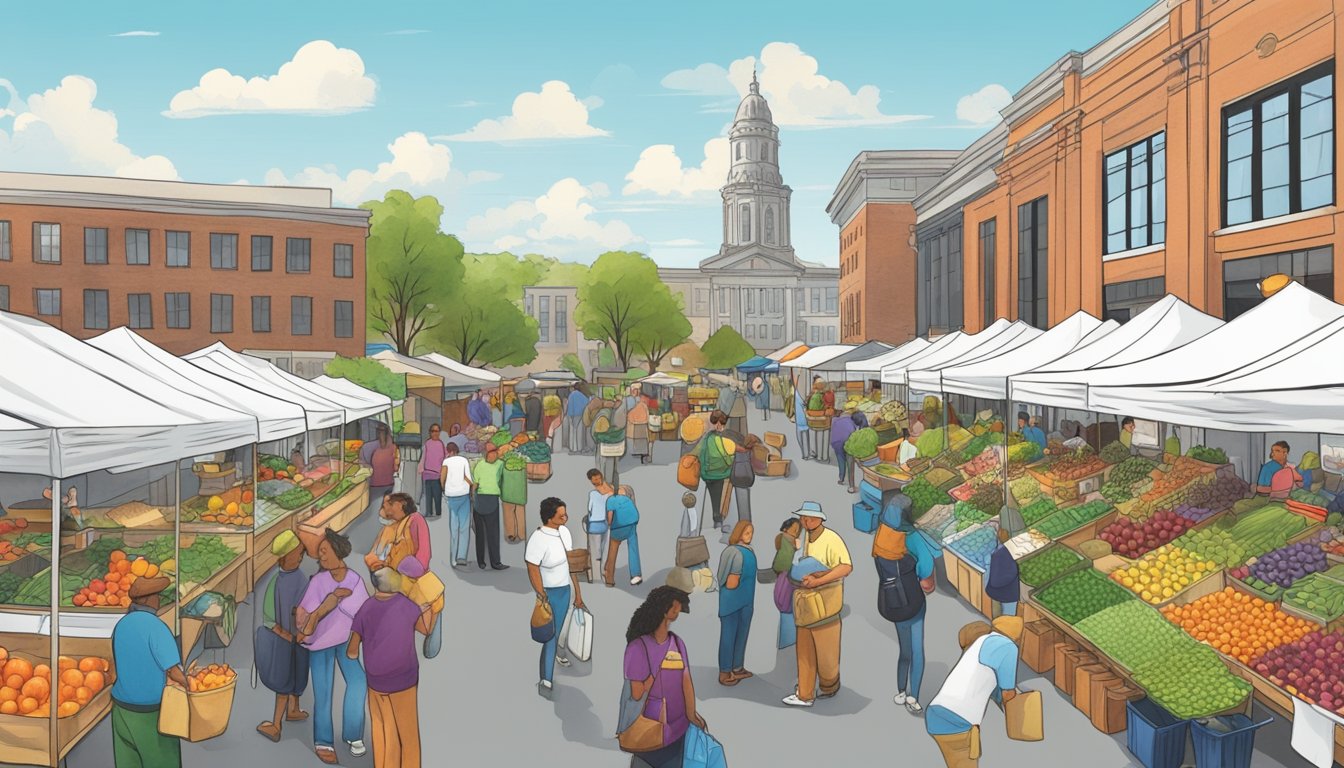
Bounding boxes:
[795,501,826,520]
[271,530,301,557]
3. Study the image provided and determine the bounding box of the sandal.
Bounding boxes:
[718,672,739,687]
[256,722,280,742]
[285,709,308,722]
[315,747,338,765]
[732,668,754,680]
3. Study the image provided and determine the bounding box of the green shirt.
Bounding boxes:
[473,458,504,496]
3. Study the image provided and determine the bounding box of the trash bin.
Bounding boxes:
[1126,698,1190,768]
[1191,711,1273,768]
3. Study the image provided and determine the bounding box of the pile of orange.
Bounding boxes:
[188,663,235,693]
[72,550,161,609]
[0,648,110,718]
[1161,586,1316,664]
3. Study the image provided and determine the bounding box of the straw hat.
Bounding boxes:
[992,615,1025,644]
[958,621,992,650]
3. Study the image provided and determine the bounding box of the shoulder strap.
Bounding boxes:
[263,572,279,628]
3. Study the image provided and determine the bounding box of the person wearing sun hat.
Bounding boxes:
[925,616,1026,767]
[782,501,852,708]
[111,572,186,768]
[256,531,311,742]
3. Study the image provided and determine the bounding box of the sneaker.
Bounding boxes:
[781,694,813,708]
[538,680,554,699]
[347,740,366,757]
[557,655,571,668]
[892,691,908,706]
[905,699,924,715]
[455,559,467,567]
[630,576,643,586]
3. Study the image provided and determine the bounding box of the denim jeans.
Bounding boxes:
[778,610,796,649]
[718,605,754,672]
[309,645,367,748]
[447,494,471,562]
[796,428,810,458]
[610,525,641,579]
[893,601,927,699]
[999,601,1018,617]
[422,479,442,517]
[834,447,848,482]
[540,585,571,683]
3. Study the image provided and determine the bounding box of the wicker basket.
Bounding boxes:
[525,462,552,482]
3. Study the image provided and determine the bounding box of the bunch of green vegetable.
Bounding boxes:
[953,501,994,532]
[490,431,513,448]
[514,441,552,463]
[1021,497,1059,527]
[178,536,239,584]
[259,455,290,473]
[0,572,25,603]
[1019,544,1085,587]
[1099,441,1133,465]
[1009,475,1040,504]
[905,476,951,517]
[13,533,51,550]
[1035,501,1113,538]
[844,427,880,459]
[132,535,175,565]
[1291,488,1331,508]
[313,478,356,509]
[272,486,315,511]
[1100,456,1157,503]
[967,485,1004,518]
[1007,441,1042,465]
[1186,445,1228,465]
[503,453,527,471]
[1034,568,1135,624]
[1132,645,1251,719]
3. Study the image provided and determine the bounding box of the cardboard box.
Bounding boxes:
[764,458,791,477]
[1089,677,1131,733]
[1074,665,1114,718]
[764,432,787,450]
[1021,620,1061,673]
[1057,649,1096,697]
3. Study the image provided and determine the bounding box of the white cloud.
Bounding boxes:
[661,63,736,96]
[263,131,453,205]
[164,40,376,118]
[665,42,929,129]
[438,81,609,142]
[461,178,643,260]
[623,137,728,197]
[956,84,1011,125]
[0,75,178,179]
[111,30,159,37]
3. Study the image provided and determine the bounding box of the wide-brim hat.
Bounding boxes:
[128,575,172,599]
[665,569,695,608]
[795,501,826,520]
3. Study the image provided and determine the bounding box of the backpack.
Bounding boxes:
[875,554,924,623]
[730,449,755,488]
[677,454,701,491]
[700,435,734,478]
[872,523,908,560]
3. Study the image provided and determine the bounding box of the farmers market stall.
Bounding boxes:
[638,373,688,441]
[366,350,445,441]
[413,351,503,437]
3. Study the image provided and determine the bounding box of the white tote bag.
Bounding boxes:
[562,606,594,662]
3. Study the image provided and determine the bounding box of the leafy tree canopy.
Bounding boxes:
[700,325,756,369]
[325,356,407,401]
[362,191,464,354]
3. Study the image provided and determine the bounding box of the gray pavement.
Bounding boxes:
[61,417,1312,767]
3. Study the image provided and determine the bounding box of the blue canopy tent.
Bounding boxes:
[736,355,779,374]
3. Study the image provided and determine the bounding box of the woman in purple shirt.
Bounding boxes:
[297,529,371,764]
[420,424,447,519]
[621,586,707,768]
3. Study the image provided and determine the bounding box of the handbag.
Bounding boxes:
[730,452,755,488]
[683,723,728,768]
[792,580,843,627]
[756,567,775,585]
[253,574,308,694]
[677,454,702,491]
[1004,689,1044,741]
[773,572,795,613]
[618,636,669,753]
[564,606,594,662]
[530,595,555,644]
[675,535,710,569]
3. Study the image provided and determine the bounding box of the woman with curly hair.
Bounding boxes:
[621,586,706,768]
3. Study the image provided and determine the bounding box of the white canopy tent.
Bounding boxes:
[938,312,1112,400]
[416,352,502,388]
[89,328,307,442]
[0,413,55,478]
[1009,296,1223,410]
[779,344,855,372]
[185,344,345,430]
[845,337,933,377]
[0,312,258,477]
[881,321,1013,387]
[905,320,1043,393]
[765,341,807,361]
[312,375,397,421]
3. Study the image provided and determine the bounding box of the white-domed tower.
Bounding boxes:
[718,70,793,255]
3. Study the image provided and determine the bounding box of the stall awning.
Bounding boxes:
[780,344,856,371]
[765,341,806,361]
[186,344,346,430]
[367,351,446,394]
[526,370,582,388]
[0,412,54,478]
[0,312,258,477]
[312,376,396,420]
[90,328,307,442]
[640,373,687,387]
[907,321,1042,393]
[884,320,1014,388]
[1008,296,1223,410]
[417,353,502,384]
[735,355,778,374]
[808,341,895,373]
[937,312,1110,399]
[846,337,931,376]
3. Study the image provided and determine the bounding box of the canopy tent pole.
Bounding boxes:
[48,477,59,766]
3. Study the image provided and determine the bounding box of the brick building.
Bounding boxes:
[827,151,960,343]
[0,172,369,374]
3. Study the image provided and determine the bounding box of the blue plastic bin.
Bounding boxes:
[1126,698,1190,768]
[852,500,878,534]
[1191,712,1272,768]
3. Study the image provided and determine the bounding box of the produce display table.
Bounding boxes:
[0,634,116,767]
[295,481,371,558]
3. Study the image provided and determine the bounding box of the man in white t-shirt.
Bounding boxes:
[439,443,475,569]
[525,497,586,699]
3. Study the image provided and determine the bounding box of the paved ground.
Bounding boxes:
[60,415,1313,767]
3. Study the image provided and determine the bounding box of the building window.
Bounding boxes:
[525,293,533,316]
[745,324,754,339]
[210,233,238,270]
[165,231,190,267]
[252,296,271,333]
[0,221,9,261]
[334,243,354,278]
[291,296,313,335]
[126,229,150,265]
[210,294,233,333]
[83,289,109,330]
[128,294,152,329]
[35,288,61,316]
[84,227,108,264]
[979,219,997,326]
[165,292,190,329]
[718,287,729,315]
[33,223,60,263]
[736,144,742,160]
[0,285,8,311]
[827,326,836,343]
[1223,62,1334,226]
[759,324,766,339]
[811,288,821,313]
[334,300,354,338]
[1102,277,1166,322]
[286,238,311,273]
[740,204,751,241]
[1017,196,1049,329]
[694,289,708,315]
[918,219,965,335]
[251,235,273,271]
[745,289,754,315]
[556,297,567,343]
[539,296,550,343]
[1223,246,1333,319]
[773,324,781,340]
[765,207,775,245]
[809,326,819,343]
[824,287,838,314]
[1105,133,1166,254]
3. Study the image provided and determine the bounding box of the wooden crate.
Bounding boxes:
[1075,664,1117,719]
[1059,510,1120,550]
[0,635,114,767]
[1093,683,1143,734]
[1154,569,1227,611]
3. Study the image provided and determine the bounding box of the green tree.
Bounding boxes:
[630,288,692,374]
[363,191,464,354]
[429,271,540,368]
[597,345,616,369]
[575,251,689,370]
[558,353,586,380]
[701,326,755,369]
[538,260,589,288]
[464,252,548,299]
[325,356,408,400]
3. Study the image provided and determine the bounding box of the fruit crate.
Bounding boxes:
[1029,465,1107,497]
[1018,542,1090,588]
[1059,510,1121,550]
[1154,569,1227,612]
[1278,595,1344,634]
[1224,571,1282,604]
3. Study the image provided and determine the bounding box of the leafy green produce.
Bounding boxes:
[916,427,946,458]
[1075,600,1192,671]
[0,572,25,603]
[514,441,552,462]
[1133,645,1250,719]
[1021,497,1059,527]
[1100,456,1156,504]
[503,453,527,471]
[967,485,1004,517]
[905,476,951,518]
[313,478,356,509]
[490,431,513,448]
[259,454,290,473]
[132,534,176,565]
[178,535,241,584]
[953,501,993,532]
[1009,475,1040,504]
[12,533,52,550]
[1099,441,1133,465]
[1186,445,1228,465]
[1035,501,1113,538]
[1327,512,1341,527]
[1007,441,1042,465]
[1034,568,1135,624]
[957,432,1004,464]
[1284,573,1344,619]
[1290,488,1330,508]
[1019,544,1085,587]
[272,486,315,511]
[844,427,880,459]
[11,568,52,605]
[1175,503,1310,569]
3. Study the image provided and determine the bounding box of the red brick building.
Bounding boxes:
[0,172,369,372]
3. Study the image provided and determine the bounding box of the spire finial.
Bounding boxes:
[749,67,759,95]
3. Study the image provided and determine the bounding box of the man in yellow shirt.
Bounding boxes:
[783,501,852,708]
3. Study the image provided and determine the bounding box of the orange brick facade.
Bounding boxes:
[0,202,368,356]
[957,0,1344,332]
[839,203,919,344]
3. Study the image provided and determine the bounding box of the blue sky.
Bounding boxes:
[1,0,1152,267]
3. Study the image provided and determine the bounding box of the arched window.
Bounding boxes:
[765,207,775,244]
[740,204,751,241]
[735,143,742,160]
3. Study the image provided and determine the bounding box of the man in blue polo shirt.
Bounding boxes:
[111,574,189,768]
